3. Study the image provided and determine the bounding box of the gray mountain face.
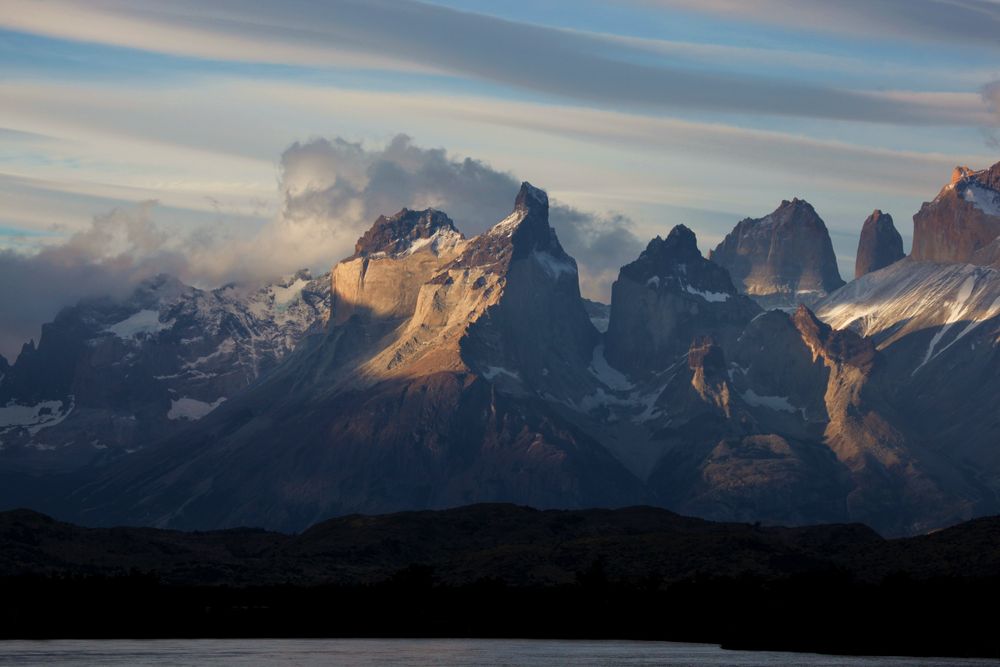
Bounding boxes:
[72,184,641,531]
[0,271,330,470]
[604,224,761,377]
[4,173,1000,537]
[817,259,1000,523]
[855,210,904,279]
[709,198,845,307]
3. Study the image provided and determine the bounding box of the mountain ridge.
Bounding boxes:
[3,169,1000,537]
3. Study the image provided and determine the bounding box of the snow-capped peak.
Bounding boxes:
[353,208,462,259]
[963,181,1000,218]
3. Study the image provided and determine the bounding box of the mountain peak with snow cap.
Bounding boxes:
[620,224,737,298]
[605,224,760,376]
[912,161,1000,264]
[452,182,575,280]
[352,208,463,259]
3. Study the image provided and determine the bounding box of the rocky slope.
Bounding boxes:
[816,257,1000,517]
[5,174,1000,538]
[911,163,1000,263]
[818,259,1000,349]
[855,210,904,278]
[0,270,330,469]
[709,198,845,306]
[634,302,971,534]
[72,184,640,531]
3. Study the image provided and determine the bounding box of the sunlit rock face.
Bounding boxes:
[75,183,641,531]
[709,198,844,307]
[13,174,1000,539]
[816,157,1000,523]
[331,208,465,327]
[911,163,1000,264]
[855,210,904,279]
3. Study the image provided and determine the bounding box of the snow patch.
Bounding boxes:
[182,338,236,369]
[489,210,526,238]
[741,389,798,414]
[167,396,226,421]
[589,315,609,333]
[105,309,172,338]
[589,345,634,390]
[912,274,979,375]
[0,396,74,434]
[401,228,463,257]
[685,285,730,302]
[533,251,577,279]
[963,182,1000,217]
[271,278,309,307]
[482,366,521,382]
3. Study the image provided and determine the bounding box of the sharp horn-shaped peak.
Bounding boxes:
[480,182,563,253]
[489,182,551,238]
[514,181,549,213]
[618,224,738,298]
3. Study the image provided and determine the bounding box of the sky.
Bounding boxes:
[1,0,1000,358]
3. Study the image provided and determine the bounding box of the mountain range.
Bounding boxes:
[2,162,1000,536]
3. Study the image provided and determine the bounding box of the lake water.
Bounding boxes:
[0,639,993,666]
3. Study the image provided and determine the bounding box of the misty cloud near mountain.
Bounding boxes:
[0,204,190,360]
[279,135,644,300]
[0,134,644,359]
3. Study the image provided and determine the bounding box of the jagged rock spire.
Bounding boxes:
[855,210,904,279]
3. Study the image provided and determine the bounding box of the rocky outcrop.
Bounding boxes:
[709,198,844,305]
[331,209,464,329]
[604,225,760,376]
[643,301,964,535]
[646,329,853,527]
[911,163,1000,264]
[582,299,610,333]
[816,258,1000,529]
[971,237,1000,267]
[0,271,331,466]
[72,183,639,531]
[9,176,1000,539]
[818,258,1000,349]
[855,210,904,279]
[351,208,461,259]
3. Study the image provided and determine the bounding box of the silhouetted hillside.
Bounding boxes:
[2,504,999,657]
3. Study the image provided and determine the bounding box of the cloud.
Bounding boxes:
[279,135,645,298]
[647,0,1000,50]
[0,0,991,126]
[0,203,190,359]
[0,135,645,358]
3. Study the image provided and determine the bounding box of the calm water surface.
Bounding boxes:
[0,639,993,666]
